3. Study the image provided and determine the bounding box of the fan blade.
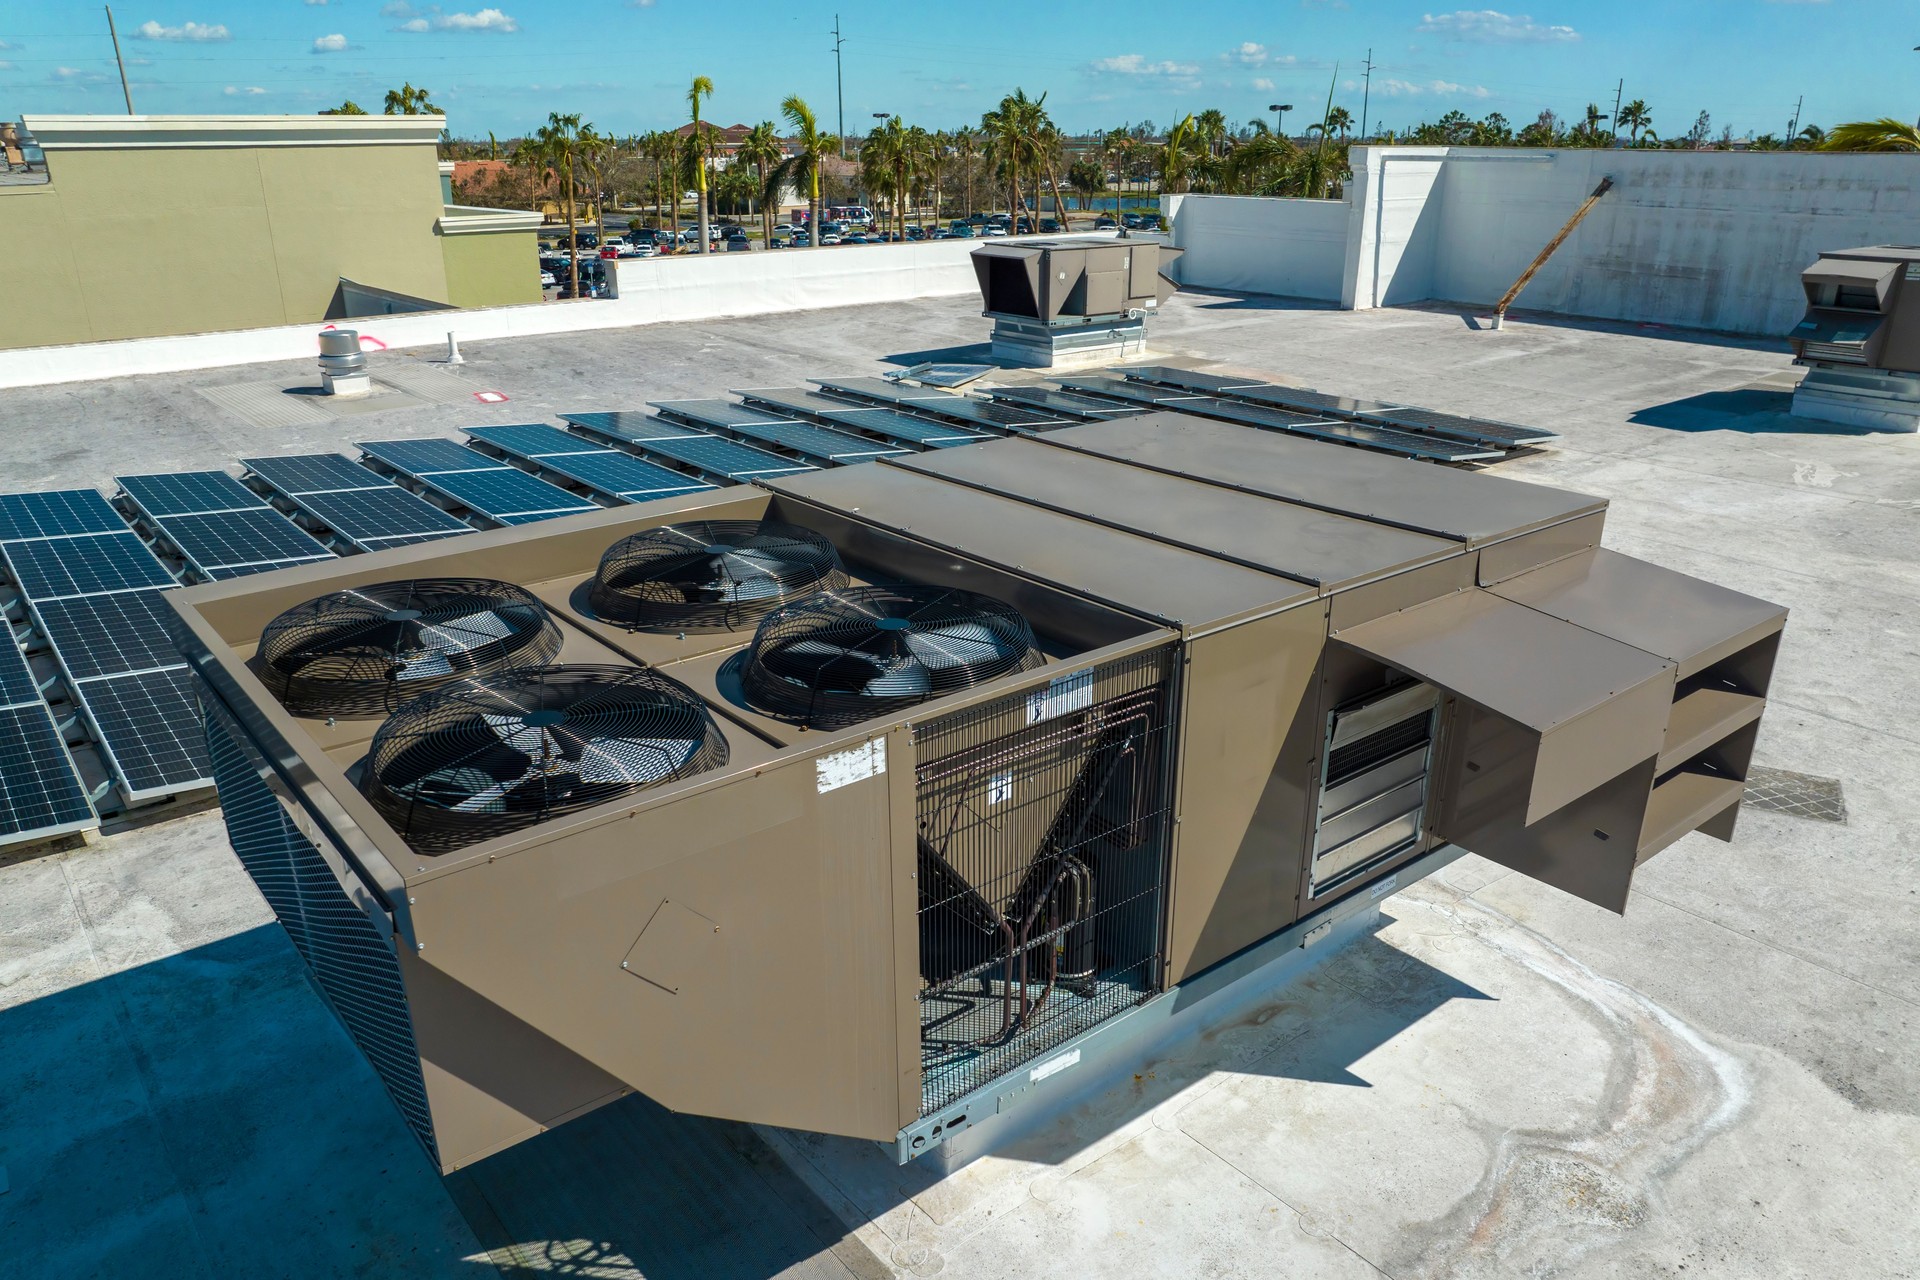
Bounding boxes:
[902,622,1007,670]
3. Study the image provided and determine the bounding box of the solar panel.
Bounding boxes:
[292,487,473,549]
[562,410,707,441]
[533,451,717,501]
[242,453,390,496]
[716,390,863,421]
[203,560,327,580]
[359,438,507,476]
[158,508,333,575]
[0,489,126,542]
[1352,406,1557,449]
[423,467,598,520]
[1228,385,1406,418]
[814,406,988,448]
[915,398,1067,430]
[31,591,190,681]
[2,533,176,600]
[118,470,270,517]
[74,667,211,799]
[0,704,96,840]
[627,433,816,482]
[1119,366,1271,394]
[811,376,959,405]
[1165,396,1501,463]
[1055,377,1213,407]
[985,386,1151,419]
[722,417,907,464]
[0,634,41,707]
[494,512,574,526]
[465,423,607,458]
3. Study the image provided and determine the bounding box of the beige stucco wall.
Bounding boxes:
[439,228,543,309]
[0,130,451,350]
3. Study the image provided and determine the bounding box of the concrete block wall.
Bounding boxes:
[1173,147,1920,336]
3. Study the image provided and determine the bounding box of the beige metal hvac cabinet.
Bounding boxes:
[170,413,1786,1174]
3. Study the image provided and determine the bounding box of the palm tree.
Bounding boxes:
[1616,99,1651,143]
[532,112,593,290]
[776,95,835,247]
[737,121,783,247]
[1068,158,1105,209]
[1795,124,1827,149]
[1221,130,1295,194]
[687,75,714,252]
[1159,114,1201,194]
[983,89,1049,225]
[383,82,440,115]
[1822,118,1920,152]
[1195,108,1229,158]
[1579,102,1608,142]
[1326,106,1353,139]
[862,116,908,236]
[950,126,979,220]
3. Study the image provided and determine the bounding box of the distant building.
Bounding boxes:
[0,114,543,352]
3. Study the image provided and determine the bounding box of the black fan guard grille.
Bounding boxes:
[589,519,847,632]
[257,578,564,717]
[362,664,729,853]
[740,585,1046,729]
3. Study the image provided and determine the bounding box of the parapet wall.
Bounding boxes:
[1169,147,1920,336]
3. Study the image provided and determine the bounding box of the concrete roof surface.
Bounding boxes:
[1,289,1916,1278]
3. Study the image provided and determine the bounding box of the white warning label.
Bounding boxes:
[815,738,887,793]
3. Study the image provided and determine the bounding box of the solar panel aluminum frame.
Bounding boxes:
[567,415,815,484]
[274,487,475,554]
[0,700,98,844]
[407,466,600,525]
[462,430,717,506]
[124,505,334,581]
[241,454,394,498]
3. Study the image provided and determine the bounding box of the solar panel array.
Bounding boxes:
[0,628,95,843]
[650,398,905,465]
[117,470,335,580]
[564,412,815,483]
[801,378,1072,434]
[463,426,716,503]
[729,388,991,449]
[0,488,212,807]
[241,452,474,551]
[1118,367,1559,452]
[982,386,1153,419]
[358,438,600,523]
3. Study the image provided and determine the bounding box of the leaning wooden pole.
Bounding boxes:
[1492,175,1613,328]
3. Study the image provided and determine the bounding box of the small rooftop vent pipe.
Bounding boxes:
[318,329,371,399]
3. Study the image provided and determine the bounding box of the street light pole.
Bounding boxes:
[1268,103,1293,137]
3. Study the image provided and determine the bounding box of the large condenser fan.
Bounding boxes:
[740,585,1046,728]
[590,519,847,632]
[361,665,729,852]
[257,578,564,716]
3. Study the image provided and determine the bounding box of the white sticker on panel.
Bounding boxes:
[988,771,1013,805]
[816,738,887,794]
[1025,668,1094,725]
[1030,1048,1081,1083]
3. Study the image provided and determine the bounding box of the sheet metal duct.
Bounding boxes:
[170,409,1786,1173]
[972,238,1181,322]
[1789,246,1920,371]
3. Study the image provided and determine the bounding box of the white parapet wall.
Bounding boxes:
[0,235,1062,390]
[1169,147,1920,337]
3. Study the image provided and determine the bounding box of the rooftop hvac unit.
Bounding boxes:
[170,409,1785,1172]
[1788,246,1920,431]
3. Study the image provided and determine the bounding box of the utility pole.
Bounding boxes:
[1788,95,1803,141]
[1359,48,1374,140]
[1611,78,1623,143]
[832,16,847,158]
[105,5,134,115]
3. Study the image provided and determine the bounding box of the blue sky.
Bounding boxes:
[2,1,1913,140]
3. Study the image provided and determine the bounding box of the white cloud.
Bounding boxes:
[398,6,518,31]
[1090,54,1202,84]
[628,0,655,7]
[311,32,348,51]
[51,66,110,83]
[1376,77,1491,98]
[223,84,267,95]
[304,0,329,5]
[1229,42,1267,65]
[1417,10,1578,42]
[380,1,415,15]
[131,19,231,41]
[0,61,12,71]
[1252,77,1275,91]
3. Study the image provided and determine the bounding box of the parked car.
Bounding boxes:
[818,232,843,246]
[1121,212,1143,229]
[725,236,752,252]
[1039,218,1061,233]
[722,225,748,241]
[980,224,1009,237]
[1094,215,1117,229]
[628,241,659,259]
[1014,217,1033,234]
[903,225,925,241]
[790,231,812,247]
[947,220,976,238]
[1137,213,1165,231]
[539,269,557,287]
[844,233,872,245]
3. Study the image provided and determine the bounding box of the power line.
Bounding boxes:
[831,15,846,157]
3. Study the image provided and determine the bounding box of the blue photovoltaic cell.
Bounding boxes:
[811,376,959,405]
[985,386,1150,419]
[243,453,391,496]
[425,468,597,519]
[916,398,1066,430]
[360,438,506,476]
[630,433,815,481]
[1,532,175,600]
[74,666,211,797]
[533,451,715,500]
[561,410,707,441]
[0,704,95,839]
[652,398,802,430]
[465,424,605,458]
[0,634,40,707]
[729,388,873,420]
[292,488,472,547]
[1120,366,1271,394]
[160,508,333,573]
[724,417,906,463]
[0,489,126,541]
[814,406,988,448]
[118,470,270,517]
[31,591,190,681]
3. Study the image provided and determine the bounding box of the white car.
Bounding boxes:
[539,269,556,287]
[818,233,843,246]
[773,222,797,235]
[628,241,659,259]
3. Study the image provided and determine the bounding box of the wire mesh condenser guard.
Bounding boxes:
[910,646,1178,1115]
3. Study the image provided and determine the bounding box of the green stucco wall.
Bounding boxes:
[0,141,451,350]
[439,228,543,309]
